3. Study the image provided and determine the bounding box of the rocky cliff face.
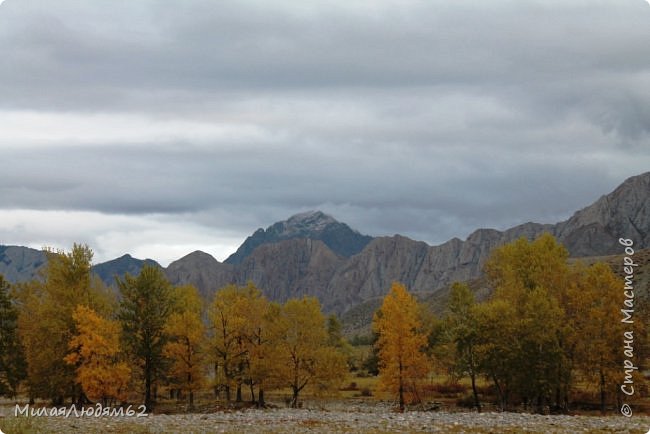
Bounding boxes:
[236,238,345,303]
[555,172,650,256]
[219,172,649,314]
[0,245,47,283]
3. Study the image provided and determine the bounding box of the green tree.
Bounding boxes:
[0,275,26,398]
[482,233,572,411]
[473,298,518,410]
[327,314,353,365]
[445,282,481,411]
[117,265,174,412]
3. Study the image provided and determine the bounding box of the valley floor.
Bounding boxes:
[1,400,650,434]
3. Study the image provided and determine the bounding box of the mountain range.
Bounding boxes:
[2,172,649,317]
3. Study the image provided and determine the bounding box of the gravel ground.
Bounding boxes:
[1,401,649,433]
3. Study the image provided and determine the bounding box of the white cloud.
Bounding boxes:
[0,209,241,266]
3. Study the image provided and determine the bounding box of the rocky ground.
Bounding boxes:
[1,400,650,433]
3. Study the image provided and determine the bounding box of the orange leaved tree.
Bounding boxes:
[373,282,429,411]
[65,305,130,405]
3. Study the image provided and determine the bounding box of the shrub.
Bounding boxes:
[360,387,372,397]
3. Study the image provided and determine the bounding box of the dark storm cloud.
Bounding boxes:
[1,0,650,260]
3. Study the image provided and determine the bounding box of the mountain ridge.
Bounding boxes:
[2,172,648,315]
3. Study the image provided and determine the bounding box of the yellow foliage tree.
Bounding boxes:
[236,284,276,407]
[163,285,206,408]
[15,244,113,405]
[209,284,249,401]
[373,282,429,411]
[271,297,348,408]
[572,262,632,413]
[64,305,130,405]
[209,283,281,405]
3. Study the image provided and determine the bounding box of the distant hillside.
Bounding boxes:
[92,254,161,286]
[0,246,160,288]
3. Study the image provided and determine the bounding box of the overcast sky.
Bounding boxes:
[1,0,650,266]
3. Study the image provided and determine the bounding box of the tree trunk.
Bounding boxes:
[236,383,242,402]
[291,386,299,408]
[492,375,504,411]
[600,368,606,415]
[398,360,404,412]
[469,348,481,412]
[214,363,220,397]
[188,372,194,408]
[258,389,265,408]
[145,356,153,412]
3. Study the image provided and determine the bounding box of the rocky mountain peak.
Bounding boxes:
[268,211,340,238]
[554,171,650,255]
[224,210,373,265]
[284,210,338,232]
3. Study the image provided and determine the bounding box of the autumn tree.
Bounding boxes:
[64,305,130,405]
[373,282,429,412]
[482,234,570,411]
[0,275,26,398]
[15,244,112,405]
[118,265,174,412]
[163,285,206,408]
[445,282,481,411]
[209,284,248,401]
[572,262,629,413]
[271,297,348,408]
[236,284,276,407]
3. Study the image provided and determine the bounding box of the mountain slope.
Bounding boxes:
[224,210,373,265]
[165,251,234,300]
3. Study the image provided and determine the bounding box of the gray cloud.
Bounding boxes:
[1,0,650,263]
